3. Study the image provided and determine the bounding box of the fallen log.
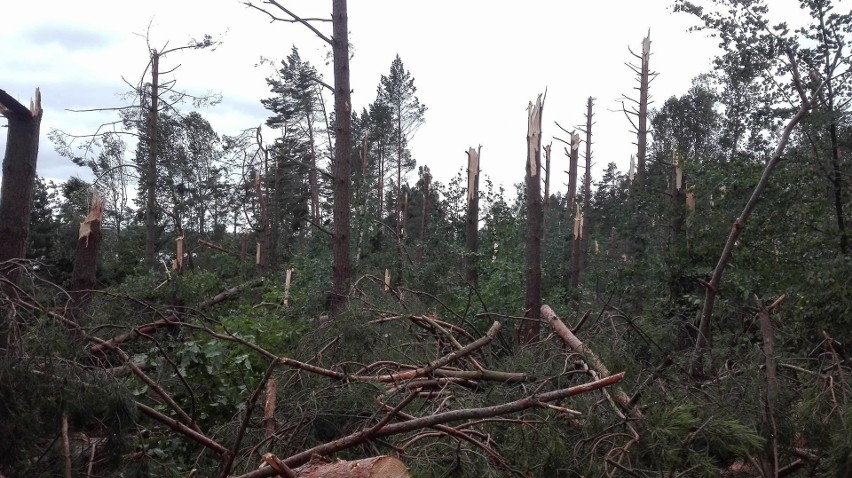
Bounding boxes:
[293,455,409,478]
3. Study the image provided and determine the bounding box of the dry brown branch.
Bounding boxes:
[233,373,624,477]
[136,402,229,456]
[541,304,640,419]
[62,412,72,478]
[93,336,201,433]
[221,360,281,478]
[89,315,180,355]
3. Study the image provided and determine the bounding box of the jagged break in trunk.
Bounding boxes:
[464,147,481,285]
[520,95,544,346]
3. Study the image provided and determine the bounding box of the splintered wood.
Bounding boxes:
[78,194,105,247]
[292,456,409,478]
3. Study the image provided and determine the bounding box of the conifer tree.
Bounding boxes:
[376,55,427,237]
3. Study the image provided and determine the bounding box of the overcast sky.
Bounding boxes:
[1,0,725,196]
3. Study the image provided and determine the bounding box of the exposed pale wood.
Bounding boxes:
[264,379,277,438]
[69,194,104,324]
[520,94,545,345]
[464,146,481,284]
[283,269,292,306]
[542,304,641,418]
[62,412,72,478]
[292,455,409,478]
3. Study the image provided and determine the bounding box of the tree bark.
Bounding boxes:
[541,304,640,418]
[756,298,779,478]
[570,99,593,290]
[520,95,544,346]
[0,88,42,288]
[69,194,105,323]
[636,32,650,187]
[0,88,41,352]
[144,50,160,269]
[464,147,481,285]
[566,133,580,229]
[330,0,352,316]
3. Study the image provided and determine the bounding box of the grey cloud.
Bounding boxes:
[19,24,113,52]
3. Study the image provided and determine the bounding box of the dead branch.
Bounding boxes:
[136,402,229,456]
[541,304,641,419]
[233,373,624,476]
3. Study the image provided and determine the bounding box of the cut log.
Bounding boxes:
[292,455,409,478]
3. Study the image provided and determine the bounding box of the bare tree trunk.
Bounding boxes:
[543,144,551,208]
[330,0,352,316]
[0,88,42,352]
[306,112,321,227]
[0,88,42,287]
[420,167,430,238]
[636,33,650,187]
[264,379,277,439]
[756,297,780,478]
[570,99,593,290]
[566,133,579,226]
[254,168,270,269]
[520,95,544,346]
[69,195,105,324]
[829,117,848,255]
[418,166,431,263]
[465,147,481,285]
[144,50,160,269]
[671,152,686,242]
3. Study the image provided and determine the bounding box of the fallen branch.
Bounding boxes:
[232,373,624,476]
[541,304,641,419]
[136,402,229,456]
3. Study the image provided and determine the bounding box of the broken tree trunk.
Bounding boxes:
[621,31,655,189]
[570,99,594,290]
[464,146,481,285]
[144,50,160,269]
[520,94,544,346]
[0,88,43,288]
[0,87,42,352]
[69,194,105,324]
[566,132,580,217]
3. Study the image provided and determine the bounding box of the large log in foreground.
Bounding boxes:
[290,455,409,478]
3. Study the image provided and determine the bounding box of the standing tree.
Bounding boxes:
[262,46,328,229]
[376,55,427,237]
[0,87,41,351]
[465,146,482,285]
[139,37,218,269]
[673,0,844,366]
[519,94,544,346]
[570,98,594,290]
[621,31,656,188]
[245,0,352,315]
[0,88,42,289]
